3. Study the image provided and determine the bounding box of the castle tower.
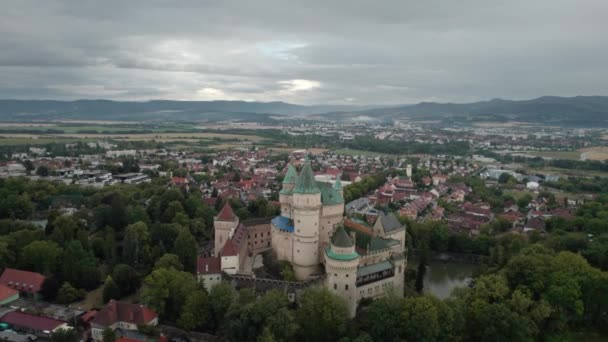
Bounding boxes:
[279,163,297,219]
[292,158,321,280]
[325,226,359,317]
[214,203,239,257]
[406,164,412,178]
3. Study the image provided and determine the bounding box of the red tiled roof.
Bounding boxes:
[216,203,237,221]
[197,257,221,274]
[0,284,18,301]
[0,268,45,294]
[116,338,142,342]
[221,224,247,257]
[80,310,97,323]
[91,300,157,327]
[0,311,65,331]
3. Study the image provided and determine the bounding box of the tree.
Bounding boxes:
[367,296,403,341]
[56,282,85,304]
[21,240,62,274]
[50,328,78,342]
[102,276,121,303]
[102,328,116,342]
[173,228,197,273]
[141,267,198,321]
[62,240,100,290]
[36,165,50,177]
[154,253,184,271]
[415,257,427,294]
[40,276,61,301]
[123,221,151,268]
[208,282,237,332]
[178,289,209,331]
[296,287,349,342]
[111,264,141,296]
[399,296,441,341]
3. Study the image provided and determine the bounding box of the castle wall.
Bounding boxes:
[271,227,293,263]
[247,223,272,252]
[326,256,359,317]
[292,193,321,280]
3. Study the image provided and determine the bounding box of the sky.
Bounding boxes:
[1,0,607,105]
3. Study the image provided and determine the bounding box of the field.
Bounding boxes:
[529,150,582,160]
[579,147,608,161]
[268,147,329,155]
[332,148,396,157]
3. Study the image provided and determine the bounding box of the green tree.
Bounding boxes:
[102,276,121,303]
[208,282,237,332]
[123,221,151,268]
[50,328,78,342]
[178,289,209,331]
[296,287,349,342]
[141,267,198,321]
[154,253,184,271]
[21,240,62,274]
[36,165,50,177]
[102,328,116,342]
[111,264,141,296]
[173,228,197,273]
[56,282,85,304]
[62,240,100,290]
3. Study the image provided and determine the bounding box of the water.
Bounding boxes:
[414,259,480,299]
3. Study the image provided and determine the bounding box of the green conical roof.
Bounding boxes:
[333,178,342,191]
[293,159,320,194]
[283,164,297,184]
[332,226,354,248]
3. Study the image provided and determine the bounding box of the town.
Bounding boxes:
[0,115,606,341]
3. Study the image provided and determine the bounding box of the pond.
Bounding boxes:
[414,259,481,299]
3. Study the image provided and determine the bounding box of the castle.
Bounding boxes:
[205,158,406,316]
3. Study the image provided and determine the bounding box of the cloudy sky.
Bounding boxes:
[1,0,607,105]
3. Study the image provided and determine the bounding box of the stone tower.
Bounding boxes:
[325,226,359,317]
[279,163,297,219]
[292,158,321,280]
[214,203,239,257]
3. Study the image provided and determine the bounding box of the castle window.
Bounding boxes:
[345,274,349,278]
[334,283,337,290]
[345,285,349,290]
[334,273,337,277]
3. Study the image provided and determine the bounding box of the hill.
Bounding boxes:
[324,96,608,126]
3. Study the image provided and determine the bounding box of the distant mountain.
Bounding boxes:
[1,96,607,126]
[0,99,374,122]
[320,96,608,126]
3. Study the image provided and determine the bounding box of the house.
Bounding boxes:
[0,284,19,305]
[90,300,158,342]
[0,268,45,299]
[0,311,69,338]
[196,257,222,291]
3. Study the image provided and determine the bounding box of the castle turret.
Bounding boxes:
[214,203,239,257]
[279,163,297,218]
[292,157,321,280]
[333,177,344,198]
[325,226,359,317]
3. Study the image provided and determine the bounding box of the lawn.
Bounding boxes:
[332,148,397,157]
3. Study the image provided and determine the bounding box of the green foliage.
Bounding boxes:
[154,253,184,271]
[178,289,209,331]
[173,228,197,273]
[141,267,198,321]
[111,264,141,296]
[50,328,78,342]
[56,282,85,304]
[102,276,121,303]
[21,240,62,274]
[296,287,350,342]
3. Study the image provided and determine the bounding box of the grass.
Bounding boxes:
[529,150,581,160]
[0,138,94,145]
[332,148,397,157]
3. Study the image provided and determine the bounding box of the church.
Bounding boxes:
[205,157,406,316]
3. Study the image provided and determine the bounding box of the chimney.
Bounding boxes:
[205,264,209,272]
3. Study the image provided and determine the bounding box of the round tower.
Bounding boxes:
[292,158,321,280]
[325,226,359,317]
[279,163,297,218]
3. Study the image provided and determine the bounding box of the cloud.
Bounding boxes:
[0,0,607,104]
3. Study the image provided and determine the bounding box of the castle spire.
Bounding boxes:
[283,163,298,184]
[293,156,320,194]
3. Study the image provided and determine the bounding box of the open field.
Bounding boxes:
[332,148,397,157]
[268,147,329,155]
[579,147,608,161]
[529,150,582,160]
[527,166,608,178]
[0,137,94,145]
